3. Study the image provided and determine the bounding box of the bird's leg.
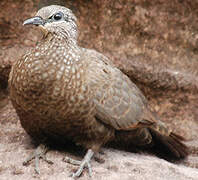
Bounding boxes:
[23,144,53,174]
[63,149,94,178]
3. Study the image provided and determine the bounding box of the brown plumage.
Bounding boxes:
[9,5,188,178]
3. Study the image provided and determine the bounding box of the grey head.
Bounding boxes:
[23,5,78,40]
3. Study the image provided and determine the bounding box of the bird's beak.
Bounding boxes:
[23,16,45,26]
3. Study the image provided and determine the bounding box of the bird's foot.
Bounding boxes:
[63,149,94,178]
[23,144,53,174]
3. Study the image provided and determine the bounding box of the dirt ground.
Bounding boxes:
[0,0,198,179]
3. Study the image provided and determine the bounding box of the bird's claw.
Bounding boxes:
[70,159,92,178]
[63,149,94,178]
[23,144,53,174]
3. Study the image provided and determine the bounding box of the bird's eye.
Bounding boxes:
[53,12,63,21]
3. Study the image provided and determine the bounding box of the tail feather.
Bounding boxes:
[149,128,189,159]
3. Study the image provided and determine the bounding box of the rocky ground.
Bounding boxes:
[0,0,198,179]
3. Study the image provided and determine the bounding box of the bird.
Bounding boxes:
[8,5,188,178]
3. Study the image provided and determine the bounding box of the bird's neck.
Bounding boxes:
[42,32,78,48]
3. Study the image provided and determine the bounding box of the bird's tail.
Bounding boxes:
[114,121,189,159]
[143,110,189,159]
[148,127,189,159]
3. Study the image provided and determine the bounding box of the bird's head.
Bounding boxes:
[23,5,78,41]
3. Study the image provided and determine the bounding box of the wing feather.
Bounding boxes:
[84,49,153,130]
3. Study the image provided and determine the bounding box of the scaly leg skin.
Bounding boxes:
[63,149,94,178]
[23,144,53,174]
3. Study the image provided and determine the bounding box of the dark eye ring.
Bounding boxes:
[53,12,63,21]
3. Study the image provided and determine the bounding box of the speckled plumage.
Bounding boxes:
[9,5,188,177]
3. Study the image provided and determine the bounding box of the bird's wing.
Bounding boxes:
[85,49,156,130]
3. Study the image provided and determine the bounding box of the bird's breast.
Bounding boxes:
[9,45,90,119]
